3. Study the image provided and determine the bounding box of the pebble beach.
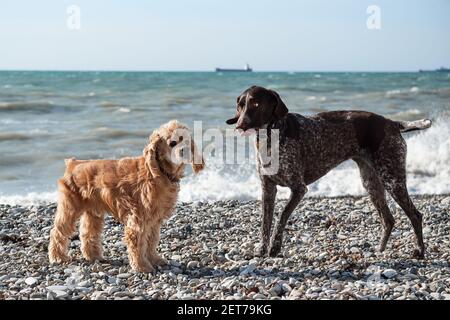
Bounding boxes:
[0,195,449,300]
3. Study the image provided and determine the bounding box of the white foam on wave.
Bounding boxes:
[0,191,57,206]
[0,118,59,125]
[116,107,131,113]
[0,118,21,124]
[405,114,450,194]
[179,166,263,202]
[386,89,402,96]
[385,87,420,97]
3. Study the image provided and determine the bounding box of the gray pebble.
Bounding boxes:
[24,277,38,286]
[382,269,398,279]
[1,196,449,301]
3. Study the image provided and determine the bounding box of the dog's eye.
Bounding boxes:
[254,103,259,107]
[169,141,177,147]
[179,136,183,142]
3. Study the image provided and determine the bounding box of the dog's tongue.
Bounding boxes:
[238,128,256,137]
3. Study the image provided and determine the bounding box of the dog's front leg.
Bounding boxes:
[146,223,168,267]
[257,178,277,256]
[268,185,307,257]
[124,215,154,273]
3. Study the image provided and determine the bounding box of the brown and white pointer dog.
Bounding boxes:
[226,86,432,259]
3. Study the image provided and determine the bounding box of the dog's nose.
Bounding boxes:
[236,114,251,131]
[169,141,177,147]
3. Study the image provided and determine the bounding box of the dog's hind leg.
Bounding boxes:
[48,181,82,263]
[146,222,167,267]
[354,157,395,252]
[80,211,104,262]
[390,186,424,259]
[390,187,424,259]
[373,136,425,259]
[379,175,425,259]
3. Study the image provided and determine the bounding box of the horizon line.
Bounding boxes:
[0,68,433,73]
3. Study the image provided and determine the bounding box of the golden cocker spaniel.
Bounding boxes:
[48,120,205,272]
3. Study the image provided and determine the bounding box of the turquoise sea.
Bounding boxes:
[0,71,449,204]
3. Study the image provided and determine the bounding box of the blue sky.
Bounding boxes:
[0,0,449,71]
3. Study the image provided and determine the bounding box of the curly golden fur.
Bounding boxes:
[48,120,205,272]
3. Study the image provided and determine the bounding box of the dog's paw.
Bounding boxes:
[150,255,168,267]
[81,245,104,262]
[255,244,268,257]
[268,247,281,257]
[412,249,425,260]
[268,240,282,257]
[49,253,71,264]
[83,255,104,263]
[133,263,155,273]
[130,259,155,273]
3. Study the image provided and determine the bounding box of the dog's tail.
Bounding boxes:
[397,119,432,133]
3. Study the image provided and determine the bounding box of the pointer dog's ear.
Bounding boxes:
[268,89,288,120]
[226,94,243,124]
[226,116,239,125]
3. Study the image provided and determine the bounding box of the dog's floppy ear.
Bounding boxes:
[226,94,244,125]
[226,116,239,125]
[268,89,288,119]
[143,132,162,177]
[190,138,205,174]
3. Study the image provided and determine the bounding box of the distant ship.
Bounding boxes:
[419,67,450,73]
[436,67,450,72]
[215,63,253,72]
